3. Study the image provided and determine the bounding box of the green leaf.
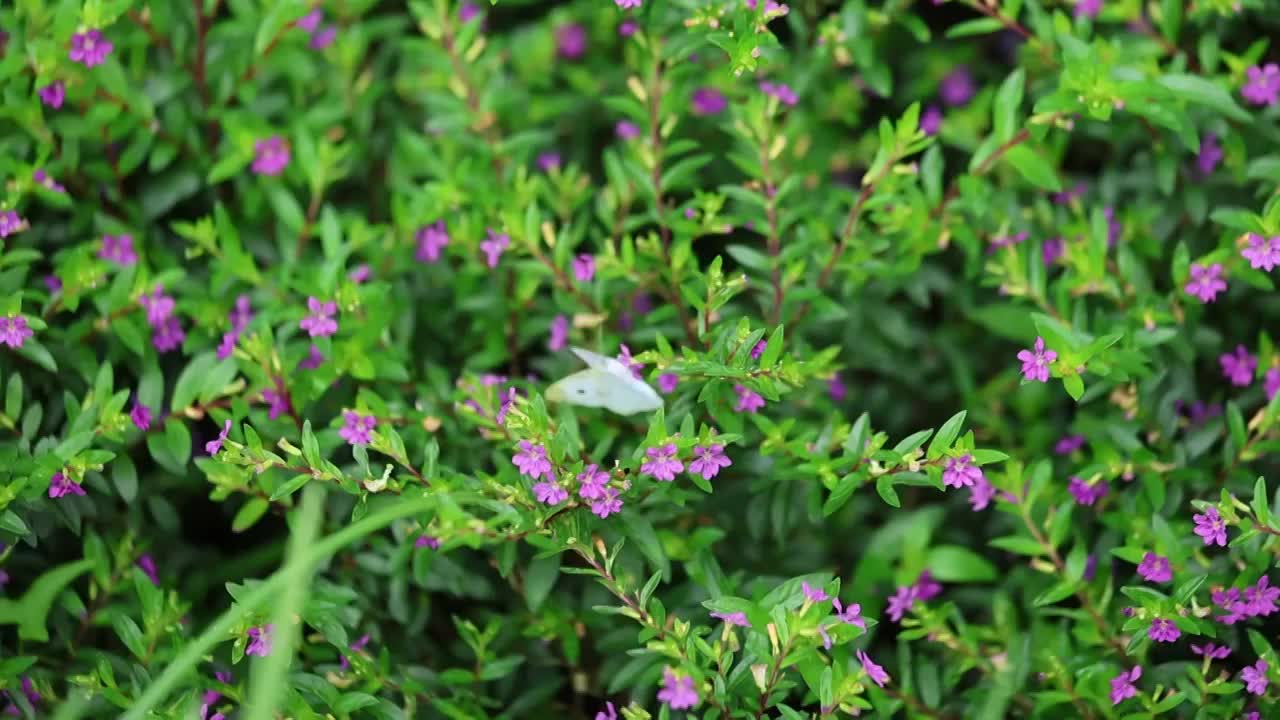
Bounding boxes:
[1062,374,1084,401]
[620,512,671,582]
[992,69,1025,142]
[1004,145,1062,192]
[760,325,784,369]
[926,545,997,582]
[1032,579,1082,607]
[524,554,561,612]
[1157,74,1251,122]
[170,352,219,412]
[0,559,93,641]
[944,17,1004,38]
[927,410,966,460]
[0,510,30,536]
[875,475,901,508]
[232,498,271,533]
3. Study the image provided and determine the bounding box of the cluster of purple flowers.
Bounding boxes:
[139,284,185,353]
[1211,576,1279,625]
[296,9,337,50]
[641,442,733,482]
[942,454,996,511]
[886,571,942,622]
[0,315,33,350]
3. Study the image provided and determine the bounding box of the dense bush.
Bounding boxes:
[3,0,1280,717]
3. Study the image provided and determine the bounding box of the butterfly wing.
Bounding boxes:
[552,346,663,415]
[569,346,634,378]
[604,375,664,415]
[546,369,616,409]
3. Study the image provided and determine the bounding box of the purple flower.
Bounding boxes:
[734,384,766,413]
[48,472,86,498]
[1242,64,1280,106]
[459,2,482,22]
[309,26,336,50]
[1193,505,1227,546]
[942,454,983,489]
[1041,236,1065,266]
[1220,345,1257,386]
[251,136,290,176]
[656,670,698,710]
[1189,642,1231,660]
[858,650,890,687]
[1017,336,1056,382]
[915,571,942,601]
[1083,553,1098,581]
[44,274,62,292]
[832,598,866,629]
[38,81,65,109]
[537,152,561,172]
[548,314,569,351]
[688,444,731,480]
[339,411,377,446]
[496,386,518,425]
[711,611,750,627]
[299,344,325,370]
[206,419,232,455]
[988,231,1029,252]
[1197,133,1222,175]
[131,400,152,431]
[1075,0,1101,17]
[940,67,975,107]
[817,624,833,649]
[1136,553,1172,583]
[151,316,185,353]
[246,624,274,657]
[1109,666,1140,705]
[0,316,34,350]
[533,480,569,505]
[920,105,942,135]
[555,23,586,59]
[1185,263,1226,303]
[1068,476,1108,506]
[229,295,253,331]
[618,20,638,36]
[217,331,238,360]
[1241,659,1269,696]
[0,211,25,238]
[139,285,176,327]
[348,264,370,283]
[137,554,159,585]
[591,487,623,518]
[577,464,610,500]
[297,9,322,32]
[572,254,596,282]
[615,120,641,140]
[886,585,918,622]
[416,535,441,550]
[513,441,553,480]
[99,234,141,265]
[616,344,643,378]
[1241,233,1280,272]
[691,87,727,116]
[640,444,684,481]
[1212,587,1247,624]
[595,702,617,720]
[802,581,829,603]
[1149,618,1180,643]
[828,374,847,401]
[968,477,997,511]
[1244,576,1279,616]
[262,381,291,420]
[34,169,66,193]
[1054,434,1085,454]
[749,340,767,361]
[415,221,450,263]
[299,297,338,337]
[1267,368,1280,402]
[339,633,372,670]
[480,229,510,268]
[615,0,642,8]
[746,0,790,17]
[658,373,679,394]
[69,29,113,67]
[759,81,798,106]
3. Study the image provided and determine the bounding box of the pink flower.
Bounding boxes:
[0,316,34,350]
[1266,367,1280,401]
[711,611,749,627]
[1242,63,1280,106]
[590,487,623,518]
[857,650,890,687]
[658,373,679,394]
[296,9,322,32]
[548,314,568,351]
[1220,345,1257,387]
[137,555,159,585]
[480,229,510,268]
[759,81,798,106]
[968,477,997,511]
[688,444,731,480]
[1241,659,1269,695]
[38,81,65,109]
[1241,233,1280,272]
[615,0,642,8]
[1075,0,1101,15]
[1136,553,1172,583]
[415,221,450,263]
[802,581,828,602]
[299,297,338,337]
[920,105,942,135]
[251,136,290,176]
[532,480,569,505]
[69,29,113,67]
[656,670,698,710]
[206,419,232,455]
[734,384,765,413]
[615,120,640,140]
[572,254,596,281]
[130,400,152,431]
[1193,505,1227,546]
[1149,618,1180,643]
[1185,263,1226,303]
[512,441,553,480]
[942,454,983,488]
[832,598,865,629]
[48,472,86,498]
[1109,666,1140,705]
[0,211,26,238]
[555,23,586,59]
[246,624,274,657]
[577,465,610,500]
[1017,336,1056,382]
[641,444,683,481]
[691,87,727,116]
[339,411,377,446]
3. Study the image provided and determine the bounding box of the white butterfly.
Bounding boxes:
[545,347,664,415]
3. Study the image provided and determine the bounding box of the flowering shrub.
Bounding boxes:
[3,0,1280,718]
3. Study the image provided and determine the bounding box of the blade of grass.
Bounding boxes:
[243,483,326,720]
[121,493,436,720]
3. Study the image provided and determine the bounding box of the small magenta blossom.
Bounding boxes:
[480,229,510,268]
[886,572,942,622]
[130,400,152,431]
[1136,553,1172,583]
[34,169,66,193]
[0,210,27,238]
[857,650,890,688]
[339,633,372,671]
[1042,236,1065,266]
[1109,666,1140,705]
[137,555,159,585]
[1054,434,1085,454]
[1242,63,1280,106]
[299,297,338,337]
[1241,233,1280,271]
[658,373,679,394]
[1075,0,1101,17]
[348,264,370,283]
[246,625,274,657]
[532,480,569,505]
[711,611,750,627]
[1149,618,1180,643]
[615,0,642,8]
[594,702,617,720]
[38,81,65,109]
[1016,336,1056,382]
[555,23,586,59]
[618,20,638,36]
[48,472,86,498]
[688,444,731,480]
[832,598,866,629]
[734,384,766,413]
[1220,345,1257,386]
[920,105,942,135]
[262,381,291,420]
[1266,367,1280,401]
[459,1,482,22]
[1241,659,1269,696]
[416,535,441,550]
[252,136,290,176]
[750,340,767,360]
[512,441,553,481]
[297,9,322,31]
[572,254,596,281]
[939,67,975,107]
[615,120,640,140]
[641,444,684,481]
[828,374,847,401]
[968,477,996,511]
[616,344,643,378]
[759,81,798,106]
[70,29,113,67]
[217,331,238,360]
[229,295,253,331]
[577,464,610,500]
[339,411,377,445]
[415,221,450,263]
[802,581,829,603]
[139,285,176,326]
[1197,133,1222,175]
[1193,506,1228,546]
[1185,263,1226,303]
[656,670,698,710]
[1068,477,1108,506]
[299,344,325,370]
[309,26,337,50]
[537,152,561,172]
[1244,576,1279,616]
[942,454,983,489]
[691,87,727,116]
[548,314,568,351]
[591,487,623,518]
[0,316,34,349]
[206,419,232,455]
[745,0,790,17]
[152,316,185,353]
[1190,642,1231,660]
